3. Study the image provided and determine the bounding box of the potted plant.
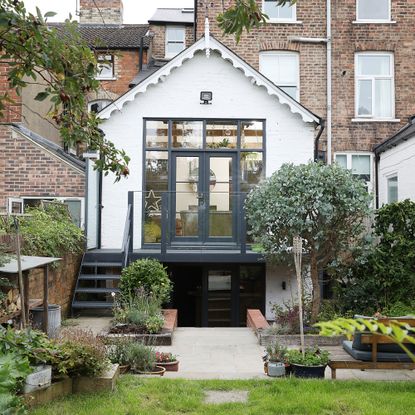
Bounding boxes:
[125,341,165,376]
[286,347,330,379]
[264,342,288,377]
[155,352,179,372]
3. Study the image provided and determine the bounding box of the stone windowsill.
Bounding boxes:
[351,118,401,123]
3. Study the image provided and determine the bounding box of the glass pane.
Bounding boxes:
[172,121,203,148]
[263,1,294,19]
[278,54,298,84]
[259,54,277,83]
[352,154,371,181]
[358,79,372,116]
[358,0,389,20]
[278,3,294,19]
[387,176,398,203]
[241,121,263,149]
[240,152,263,192]
[374,79,392,118]
[335,154,348,169]
[146,120,168,148]
[64,200,81,227]
[167,27,185,41]
[146,151,168,191]
[208,270,232,327]
[97,63,113,78]
[357,55,391,76]
[167,42,185,55]
[239,266,265,326]
[176,156,199,237]
[206,122,237,149]
[280,86,298,99]
[209,157,233,238]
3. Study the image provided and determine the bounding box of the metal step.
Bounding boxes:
[78,274,120,281]
[75,287,120,294]
[82,262,122,268]
[72,301,114,309]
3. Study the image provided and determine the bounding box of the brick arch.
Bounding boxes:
[258,40,301,52]
[87,89,119,102]
[355,41,399,52]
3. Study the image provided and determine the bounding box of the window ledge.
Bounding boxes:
[267,20,303,24]
[95,77,117,81]
[352,118,401,123]
[352,20,396,24]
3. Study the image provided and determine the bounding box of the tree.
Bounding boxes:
[218,0,297,42]
[0,0,129,179]
[245,162,371,322]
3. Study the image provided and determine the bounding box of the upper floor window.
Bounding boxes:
[259,52,299,100]
[387,175,398,203]
[263,0,296,22]
[166,27,185,58]
[96,54,114,80]
[335,153,373,192]
[88,99,112,113]
[356,0,391,22]
[355,53,394,119]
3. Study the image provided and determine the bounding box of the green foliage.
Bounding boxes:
[106,338,134,366]
[286,348,330,367]
[0,0,129,179]
[265,342,288,363]
[122,342,157,373]
[120,259,172,304]
[56,329,109,377]
[316,318,415,362]
[332,200,415,315]
[145,314,165,334]
[245,162,371,321]
[0,205,84,258]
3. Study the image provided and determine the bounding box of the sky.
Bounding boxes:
[22,0,194,24]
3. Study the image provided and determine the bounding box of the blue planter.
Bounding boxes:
[267,362,286,377]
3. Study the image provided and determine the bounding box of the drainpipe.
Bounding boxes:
[139,36,144,72]
[374,153,380,209]
[326,0,332,164]
[314,119,326,162]
[193,0,198,42]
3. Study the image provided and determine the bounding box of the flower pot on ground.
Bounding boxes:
[264,342,288,378]
[286,348,330,379]
[137,366,166,376]
[155,352,179,372]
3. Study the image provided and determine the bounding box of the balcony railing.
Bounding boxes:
[125,191,253,256]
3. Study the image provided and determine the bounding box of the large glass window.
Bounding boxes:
[335,153,372,192]
[96,54,114,79]
[259,52,300,100]
[355,53,394,119]
[262,0,296,21]
[357,0,390,22]
[166,27,185,58]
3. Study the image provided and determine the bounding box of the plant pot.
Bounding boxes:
[285,363,292,376]
[267,362,286,378]
[119,365,130,374]
[136,366,166,376]
[291,364,327,379]
[157,360,179,372]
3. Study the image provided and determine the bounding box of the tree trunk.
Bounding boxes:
[310,250,321,324]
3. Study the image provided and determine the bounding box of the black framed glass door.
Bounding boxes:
[171,152,237,244]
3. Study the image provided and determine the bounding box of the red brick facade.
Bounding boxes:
[0,62,22,123]
[195,0,414,156]
[0,126,85,211]
[150,24,194,60]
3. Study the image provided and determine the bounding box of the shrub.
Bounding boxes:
[265,342,288,363]
[56,329,109,377]
[270,300,312,334]
[106,338,135,366]
[286,348,330,367]
[145,314,164,334]
[124,342,157,373]
[120,259,172,304]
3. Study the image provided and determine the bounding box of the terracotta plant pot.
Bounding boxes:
[137,366,166,376]
[157,360,179,372]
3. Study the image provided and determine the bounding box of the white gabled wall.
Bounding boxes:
[378,137,415,206]
[99,50,315,249]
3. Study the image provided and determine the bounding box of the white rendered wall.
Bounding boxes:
[99,50,315,249]
[378,137,415,206]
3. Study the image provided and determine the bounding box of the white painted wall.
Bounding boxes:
[98,50,316,250]
[378,136,415,205]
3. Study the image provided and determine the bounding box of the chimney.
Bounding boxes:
[79,0,124,25]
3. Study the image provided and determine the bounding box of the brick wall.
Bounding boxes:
[0,62,21,123]
[0,126,85,210]
[195,0,415,156]
[80,0,123,25]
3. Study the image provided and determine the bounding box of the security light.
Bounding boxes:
[200,91,213,105]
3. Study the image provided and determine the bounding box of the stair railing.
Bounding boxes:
[121,196,133,268]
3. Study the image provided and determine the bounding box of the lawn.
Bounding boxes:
[31,376,415,415]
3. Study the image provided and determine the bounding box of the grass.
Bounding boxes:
[31,376,415,415]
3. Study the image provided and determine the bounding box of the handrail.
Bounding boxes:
[121,203,132,267]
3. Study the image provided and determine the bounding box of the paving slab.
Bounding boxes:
[204,390,249,404]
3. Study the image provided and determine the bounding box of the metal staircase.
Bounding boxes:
[71,203,132,314]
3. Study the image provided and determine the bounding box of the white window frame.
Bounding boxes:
[356,0,391,23]
[165,26,186,58]
[96,54,115,80]
[259,51,300,100]
[7,197,85,228]
[262,0,297,22]
[355,52,395,120]
[334,152,374,194]
[386,174,398,204]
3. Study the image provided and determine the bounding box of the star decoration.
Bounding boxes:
[145,190,162,215]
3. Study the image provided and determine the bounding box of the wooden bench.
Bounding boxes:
[329,318,415,379]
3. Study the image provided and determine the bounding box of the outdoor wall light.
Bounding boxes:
[282,281,287,291]
[200,91,213,105]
